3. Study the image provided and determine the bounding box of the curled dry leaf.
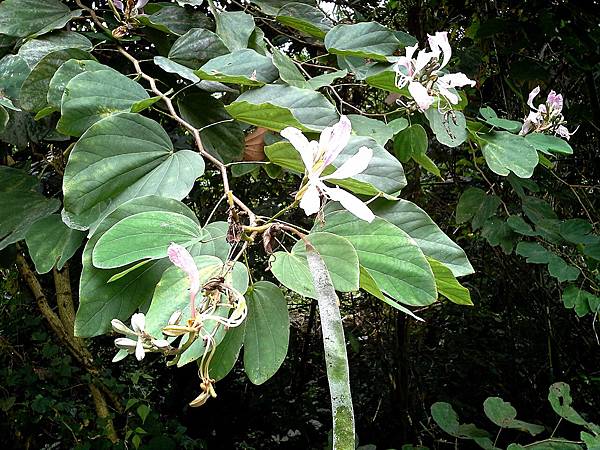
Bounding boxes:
[244,127,268,161]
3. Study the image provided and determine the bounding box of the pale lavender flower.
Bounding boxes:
[520,86,575,140]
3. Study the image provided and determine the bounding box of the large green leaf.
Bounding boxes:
[168,28,229,69]
[0,0,81,38]
[209,321,246,381]
[74,196,199,338]
[525,132,573,155]
[214,10,255,51]
[17,31,92,68]
[0,166,60,250]
[276,3,333,39]
[427,258,472,305]
[57,69,149,136]
[251,0,314,15]
[169,28,229,69]
[226,84,339,132]
[178,92,244,163]
[270,232,360,299]
[394,124,428,162]
[195,49,279,86]
[0,55,30,100]
[315,211,437,307]
[483,397,544,435]
[325,22,399,61]
[46,59,107,109]
[92,211,202,269]
[480,131,539,178]
[24,214,85,274]
[19,49,92,112]
[139,6,211,36]
[243,281,290,385]
[62,113,205,230]
[424,108,467,148]
[479,106,522,133]
[372,199,474,277]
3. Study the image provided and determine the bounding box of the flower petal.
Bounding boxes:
[135,0,150,9]
[321,115,352,165]
[527,86,540,110]
[113,0,124,11]
[556,125,573,140]
[547,90,563,112]
[299,182,321,216]
[281,127,316,171]
[322,146,372,181]
[152,339,170,348]
[130,312,145,334]
[408,81,435,111]
[323,186,375,223]
[414,49,436,74]
[438,72,476,88]
[167,243,200,296]
[114,337,137,350]
[428,31,451,69]
[135,338,145,361]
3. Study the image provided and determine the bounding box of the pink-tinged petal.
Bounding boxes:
[519,119,534,136]
[323,186,375,223]
[438,72,475,88]
[113,0,124,11]
[322,147,372,181]
[526,110,542,124]
[135,338,145,361]
[527,86,540,110]
[280,127,316,171]
[547,90,563,112]
[321,115,352,165]
[428,31,451,68]
[408,81,435,111]
[115,337,137,350]
[556,125,572,140]
[135,0,150,8]
[167,243,200,296]
[130,312,145,333]
[299,182,321,216]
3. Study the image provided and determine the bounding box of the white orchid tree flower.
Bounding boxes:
[113,0,149,12]
[112,312,169,361]
[519,86,576,140]
[167,243,201,318]
[394,31,476,112]
[280,116,375,223]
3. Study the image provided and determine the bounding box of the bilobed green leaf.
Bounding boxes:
[209,321,246,381]
[0,0,81,38]
[427,258,472,305]
[559,219,596,245]
[214,10,255,51]
[479,106,522,133]
[547,254,580,282]
[47,59,107,109]
[195,49,279,86]
[270,232,360,299]
[480,131,539,178]
[0,55,30,99]
[139,6,211,35]
[515,241,552,264]
[0,166,60,251]
[74,196,199,338]
[315,211,437,307]
[178,92,244,163]
[168,28,229,69]
[276,3,333,39]
[350,115,406,146]
[456,188,501,230]
[25,214,85,274]
[20,48,92,112]
[63,113,205,230]
[394,124,427,162]
[17,31,92,68]
[483,397,544,435]
[548,382,588,426]
[92,211,202,269]
[525,133,573,155]
[481,218,517,254]
[325,22,399,61]
[226,84,339,132]
[372,199,473,277]
[57,69,150,136]
[424,108,467,148]
[431,402,461,436]
[243,281,290,385]
[506,216,537,236]
[562,285,596,317]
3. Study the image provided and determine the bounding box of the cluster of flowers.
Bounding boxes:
[519,86,575,140]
